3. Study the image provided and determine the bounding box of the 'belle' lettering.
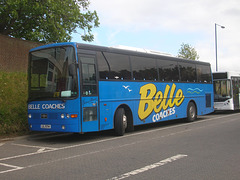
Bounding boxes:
[138,83,184,120]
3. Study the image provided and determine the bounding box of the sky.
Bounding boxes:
[71,0,240,72]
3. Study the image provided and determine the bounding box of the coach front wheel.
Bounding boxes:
[114,108,127,136]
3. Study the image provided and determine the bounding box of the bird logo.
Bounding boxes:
[122,85,132,92]
[123,85,129,89]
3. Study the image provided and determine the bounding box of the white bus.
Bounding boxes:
[213,71,240,110]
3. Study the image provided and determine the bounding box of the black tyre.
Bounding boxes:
[114,108,127,136]
[186,102,197,122]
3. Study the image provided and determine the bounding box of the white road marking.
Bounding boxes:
[0,143,4,147]
[12,143,57,150]
[37,148,46,153]
[25,142,138,169]
[108,154,188,180]
[0,163,24,174]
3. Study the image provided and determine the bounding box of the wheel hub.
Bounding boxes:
[123,115,127,129]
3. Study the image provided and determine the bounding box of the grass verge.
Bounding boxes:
[0,71,29,136]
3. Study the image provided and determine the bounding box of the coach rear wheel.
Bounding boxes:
[114,108,127,136]
[186,102,197,122]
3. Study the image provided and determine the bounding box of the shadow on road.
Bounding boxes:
[25,118,189,145]
[211,110,240,115]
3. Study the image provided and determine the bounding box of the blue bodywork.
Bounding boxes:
[28,99,80,132]
[28,42,214,133]
[98,81,214,131]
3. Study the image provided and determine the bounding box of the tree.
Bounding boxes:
[0,0,99,43]
[177,43,199,60]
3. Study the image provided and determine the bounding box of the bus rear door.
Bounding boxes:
[79,55,99,132]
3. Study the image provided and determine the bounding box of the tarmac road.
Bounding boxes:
[0,111,240,180]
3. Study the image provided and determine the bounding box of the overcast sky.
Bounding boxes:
[72,0,240,72]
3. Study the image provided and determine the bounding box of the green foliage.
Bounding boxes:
[0,0,100,43]
[0,72,28,135]
[177,43,200,60]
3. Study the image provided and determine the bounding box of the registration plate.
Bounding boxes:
[41,124,51,129]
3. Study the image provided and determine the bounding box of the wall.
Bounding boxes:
[0,34,43,72]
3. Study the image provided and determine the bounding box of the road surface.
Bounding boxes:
[0,111,240,180]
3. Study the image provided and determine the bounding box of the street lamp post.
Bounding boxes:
[215,23,225,72]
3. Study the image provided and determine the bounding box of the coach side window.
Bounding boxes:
[196,65,212,83]
[97,51,110,80]
[103,52,131,80]
[158,60,179,82]
[179,62,197,82]
[130,56,158,81]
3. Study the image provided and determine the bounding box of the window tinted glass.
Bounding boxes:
[179,62,196,82]
[214,80,231,102]
[157,60,179,81]
[197,64,212,83]
[79,56,97,96]
[103,52,131,80]
[82,63,96,83]
[97,51,110,79]
[131,56,157,81]
[29,46,78,101]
